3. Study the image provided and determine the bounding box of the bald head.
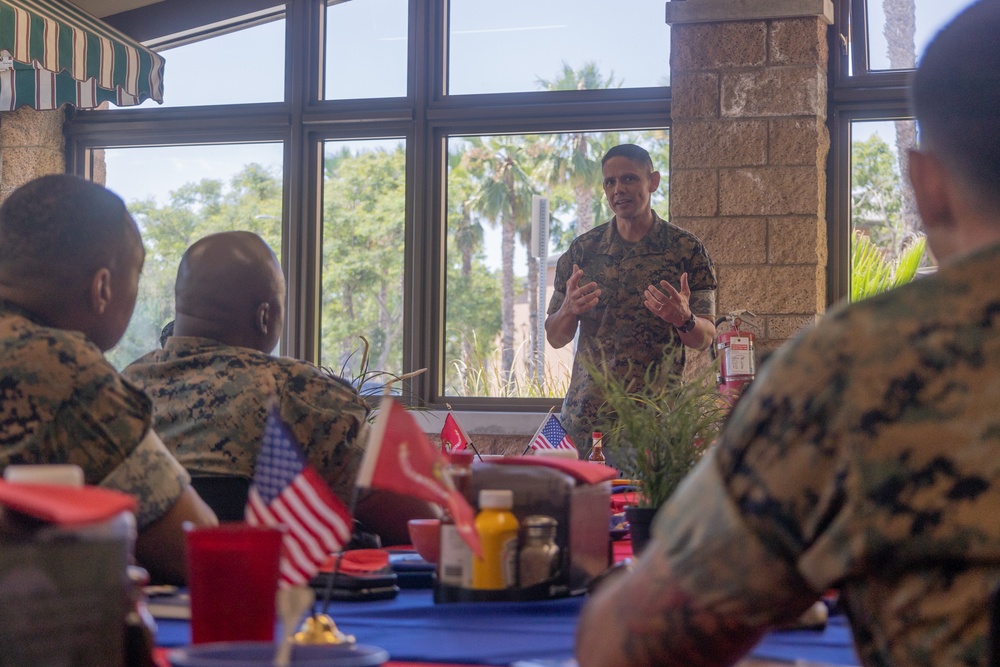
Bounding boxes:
[174,231,285,353]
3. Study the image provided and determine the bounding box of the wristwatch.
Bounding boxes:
[676,313,697,333]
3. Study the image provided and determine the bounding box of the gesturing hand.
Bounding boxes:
[644,272,692,328]
[564,263,601,316]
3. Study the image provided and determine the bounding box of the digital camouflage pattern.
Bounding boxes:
[547,212,717,451]
[123,336,370,505]
[654,241,1000,667]
[0,300,188,528]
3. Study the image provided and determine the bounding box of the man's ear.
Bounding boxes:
[908,149,954,232]
[649,170,661,191]
[255,302,270,336]
[90,268,112,315]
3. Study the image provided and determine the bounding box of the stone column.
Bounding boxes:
[0,108,67,203]
[667,0,832,356]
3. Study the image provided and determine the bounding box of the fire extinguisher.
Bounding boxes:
[712,311,758,406]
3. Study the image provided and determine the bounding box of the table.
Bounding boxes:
[154,585,859,666]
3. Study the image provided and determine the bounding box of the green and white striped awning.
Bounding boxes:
[0,0,164,110]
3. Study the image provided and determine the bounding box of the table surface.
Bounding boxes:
[154,585,858,667]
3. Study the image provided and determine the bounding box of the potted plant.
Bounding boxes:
[586,348,727,553]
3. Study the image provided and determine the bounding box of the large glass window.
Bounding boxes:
[830,0,969,303]
[448,0,669,95]
[862,0,975,72]
[124,19,285,108]
[848,120,930,301]
[102,143,284,370]
[319,139,406,380]
[66,0,671,411]
[325,0,407,100]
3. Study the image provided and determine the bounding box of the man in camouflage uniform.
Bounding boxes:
[545,144,717,452]
[124,231,432,546]
[576,4,1000,666]
[0,175,217,585]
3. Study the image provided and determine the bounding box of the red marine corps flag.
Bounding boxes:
[440,412,472,453]
[357,397,481,557]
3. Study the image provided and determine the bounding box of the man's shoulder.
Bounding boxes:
[1,314,115,384]
[268,356,367,404]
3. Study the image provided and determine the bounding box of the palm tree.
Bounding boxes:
[447,154,486,368]
[883,0,919,238]
[537,63,621,236]
[462,135,539,382]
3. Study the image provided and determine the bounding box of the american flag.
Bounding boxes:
[246,409,354,588]
[530,414,576,452]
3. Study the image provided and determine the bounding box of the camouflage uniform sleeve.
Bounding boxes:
[686,239,718,320]
[282,370,370,505]
[99,428,190,529]
[547,251,575,316]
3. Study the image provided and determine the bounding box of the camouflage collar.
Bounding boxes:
[601,210,674,259]
[163,334,268,358]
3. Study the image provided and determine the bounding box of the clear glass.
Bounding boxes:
[319,138,406,384]
[443,129,669,397]
[120,18,286,108]
[448,0,669,95]
[102,143,285,369]
[325,0,408,100]
[849,120,933,302]
[865,0,975,72]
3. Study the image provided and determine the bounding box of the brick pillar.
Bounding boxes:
[667,3,831,355]
[0,107,66,203]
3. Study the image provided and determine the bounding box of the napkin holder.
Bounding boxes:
[433,461,610,603]
[0,511,129,665]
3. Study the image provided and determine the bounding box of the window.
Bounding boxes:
[102,143,284,370]
[325,0,407,100]
[828,0,968,303]
[66,0,672,410]
[319,139,406,380]
[447,0,669,95]
[847,120,929,301]
[123,18,286,108]
[857,0,976,73]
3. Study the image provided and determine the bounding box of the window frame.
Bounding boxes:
[827,0,916,305]
[64,0,672,412]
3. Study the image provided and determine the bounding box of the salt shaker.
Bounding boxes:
[518,515,559,588]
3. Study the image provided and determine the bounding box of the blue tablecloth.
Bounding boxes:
[156,589,859,665]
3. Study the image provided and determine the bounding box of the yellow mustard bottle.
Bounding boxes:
[471,489,519,590]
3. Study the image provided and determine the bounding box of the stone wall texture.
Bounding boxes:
[0,108,66,202]
[670,16,830,353]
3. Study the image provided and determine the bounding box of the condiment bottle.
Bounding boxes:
[438,451,476,588]
[518,516,559,588]
[471,489,519,590]
[587,431,606,464]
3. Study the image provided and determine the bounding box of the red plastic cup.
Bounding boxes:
[185,523,283,644]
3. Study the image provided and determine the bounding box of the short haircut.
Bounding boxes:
[912,1,1000,206]
[602,144,654,173]
[0,175,137,284]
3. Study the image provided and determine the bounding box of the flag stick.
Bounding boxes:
[521,406,556,456]
[316,486,363,614]
[445,403,483,461]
